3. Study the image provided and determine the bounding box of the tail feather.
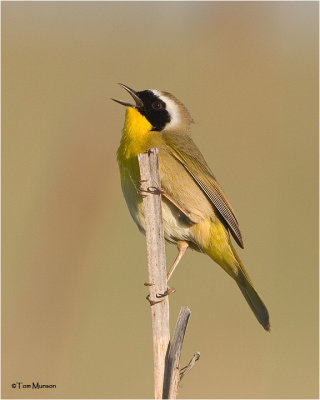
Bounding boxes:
[230,244,270,331]
[205,235,270,331]
[236,269,270,331]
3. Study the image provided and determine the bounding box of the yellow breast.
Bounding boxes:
[117,107,154,159]
[117,107,158,234]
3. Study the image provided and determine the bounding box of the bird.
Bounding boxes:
[113,83,270,331]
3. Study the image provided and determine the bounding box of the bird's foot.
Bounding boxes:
[156,287,176,298]
[139,184,163,197]
[145,287,176,306]
[146,294,164,306]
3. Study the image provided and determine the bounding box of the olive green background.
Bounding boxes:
[2,2,319,399]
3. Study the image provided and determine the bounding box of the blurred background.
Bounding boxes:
[2,2,318,399]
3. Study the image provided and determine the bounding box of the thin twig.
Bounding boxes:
[138,149,170,400]
[179,352,201,382]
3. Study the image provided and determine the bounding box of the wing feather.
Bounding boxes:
[162,133,244,248]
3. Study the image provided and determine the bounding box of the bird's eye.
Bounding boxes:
[152,101,162,110]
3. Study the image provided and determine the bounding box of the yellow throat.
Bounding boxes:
[118,107,153,158]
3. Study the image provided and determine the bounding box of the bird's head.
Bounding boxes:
[112,84,193,133]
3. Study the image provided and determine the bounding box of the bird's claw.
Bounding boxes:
[147,186,163,195]
[156,287,176,298]
[146,294,164,306]
[146,287,176,306]
[139,183,164,197]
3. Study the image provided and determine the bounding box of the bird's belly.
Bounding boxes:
[121,176,192,244]
[161,199,193,244]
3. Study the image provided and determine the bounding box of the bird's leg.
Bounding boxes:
[146,241,188,302]
[160,190,194,221]
[154,241,189,296]
[167,241,189,281]
[139,185,190,297]
[140,185,193,221]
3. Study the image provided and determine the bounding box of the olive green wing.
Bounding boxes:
[162,132,244,248]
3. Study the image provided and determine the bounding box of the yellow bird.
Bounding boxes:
[113,84,270,331]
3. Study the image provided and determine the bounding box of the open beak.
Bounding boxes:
[111,83,144,108]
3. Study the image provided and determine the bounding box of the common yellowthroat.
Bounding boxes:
[113,84,270,331]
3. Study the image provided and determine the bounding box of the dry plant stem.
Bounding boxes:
[163,306,191,399]
[138,149,170,400]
